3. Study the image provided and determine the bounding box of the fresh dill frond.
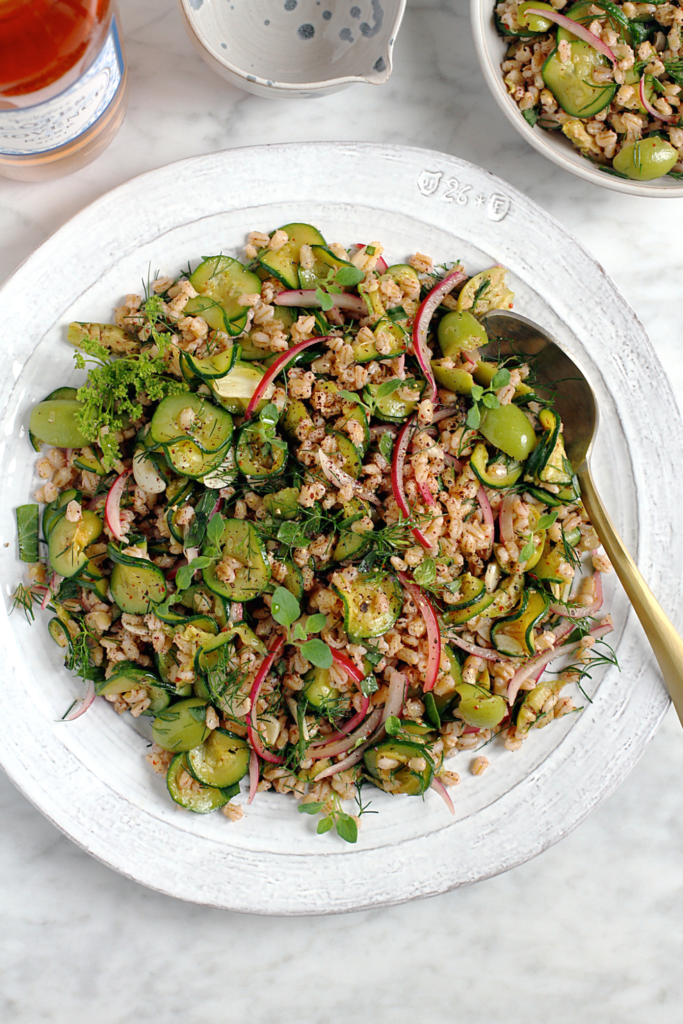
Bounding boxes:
[11,583,37,624]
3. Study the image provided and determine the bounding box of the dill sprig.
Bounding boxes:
[11,583,38,624]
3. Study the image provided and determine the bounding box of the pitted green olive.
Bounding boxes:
[456,683,507,729]
[480,403,538,461]
[437,310,487,358]
[516,1,554,31]
[612,138,678,181]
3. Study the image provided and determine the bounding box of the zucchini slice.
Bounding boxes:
[542,42,617,119]
[29,398,91,449]
[108,545,167,614]
[186,729,250,789]
[364,378,424,422]
[166,753,239,813]
[188,255,262,336]
[179,345,239,382]
[298,244,363,290]
[364,739,433,796]
[152,697,211,752]
[263,486,301,519]
[150,393,233,454]
[257,223,326,289]
[47,510,103,578]
[236,423,287,479]
[490,588,549,657]
[333,571,403,640]
[444,572,496,624]
[96,661,171,715]
[470,442,523,489]
[210,360,274,415]
[202,518,271,602]
[353,322,407,364]
[302,666,342,711]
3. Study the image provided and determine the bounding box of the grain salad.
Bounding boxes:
[496,0,683,181]
[14,222,614,844]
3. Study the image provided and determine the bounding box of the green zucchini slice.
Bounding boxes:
[186,729,250,789]
[364,739,433,796]
[542,42,617,119]
[470,442,523,489]
[257,223,326,289]
[298,244,363,290]
[96,662,171,715]
[236,423,287,479]
[188,255,262,335]
[490,588,549,657]
[108,545,167,614]
[179,345,239,383]
[166,753,239,813]
[202,518,271,602]
[333,571,403,640]
[150,393,233,454]
[29,399,91,449]
[47,510,103,578]
[353,322,407,364]
[444,573,496,624]
[364,378,424,422]
[210,361,273,415]
[152,698,211,752]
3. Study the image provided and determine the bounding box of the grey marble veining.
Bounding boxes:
[1,0,683,1019]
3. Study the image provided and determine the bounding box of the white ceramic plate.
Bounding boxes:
[471,0,683,198]
[0,143,678,915]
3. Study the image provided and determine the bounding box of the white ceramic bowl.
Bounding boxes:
[0,143,678,914]
[471,0,683,197]
[179,0,406,98]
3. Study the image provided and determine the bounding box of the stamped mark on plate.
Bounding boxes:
[416,169,511,222]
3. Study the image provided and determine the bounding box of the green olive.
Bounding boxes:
[456,683,507,729]
[29,399,91,449]
[431,358,474,395]
[437,310,487,359]
[612,138,678,181]
[480,403,538,461]
[303,668,340,709]
[517,1,554,31]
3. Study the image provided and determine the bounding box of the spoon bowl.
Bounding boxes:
[481,309,683,727]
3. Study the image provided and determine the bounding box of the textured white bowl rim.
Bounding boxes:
[178,0,407,93]
[0,142,679,915]
[470,0,683,198]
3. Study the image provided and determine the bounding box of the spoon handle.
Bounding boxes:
[578,466,683,726]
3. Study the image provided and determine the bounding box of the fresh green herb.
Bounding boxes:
[360,673,379,697]
[270,587,333,666]
[413,557,436,587]
[379,432,394,462]
[74,340,188,468]
[16,504,39,562]
[298,793,359,844]
[522,107,540,127]
[175,555,213,592]
[466,369,509,428]
[300,638,333,669]
[11,583,37,623]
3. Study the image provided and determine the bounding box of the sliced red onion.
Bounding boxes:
[525,9,617,62]
[433,408,463,426]
[448,634,508,662]
[499,492,516,550]
[62,679,96,721]
[273,289,367,315]
[244,335,329,420]
[319,450,380,505]
[391,420,433,550]
[416,478,437,507]
[431,776,455,816]
[412,269,468,404]
[477,486,495,557]
[462,725,481,735]
[639,75,677,123]
[247,635,286,765]
[382,669,407,723]
[40,572,62,611]
[331,647,365,684]
[398,574,442,693]
[443,452,464,471]
[311,738,376,781]
[104,467,133,541]
[309,707,383,760]
[507,616,614,705]
[247,749,259,805]
[549,571,603,620]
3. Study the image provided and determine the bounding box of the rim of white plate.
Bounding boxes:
[0,143,677,915]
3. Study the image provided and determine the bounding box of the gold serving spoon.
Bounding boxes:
[482,309,683,725]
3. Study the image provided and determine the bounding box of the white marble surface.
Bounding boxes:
[2,0,683,1020]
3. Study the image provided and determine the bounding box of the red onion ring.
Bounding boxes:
[431,776,455,815]
[247,749,259,805]
[413,269,468,404]
[499,492,516,550]
[63,679,96,721]
[548,571,603,620]
[398,573,442,693]
[391,419,434,550]
[638,75,678,123]
[247,635,286,764]
[244,335,330,420]
[448,634,508,662]
[273,289,367,315]
[507,616,614,705]
[104,467,133,541]
[309,708,383,760]
[526,9,617,62]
